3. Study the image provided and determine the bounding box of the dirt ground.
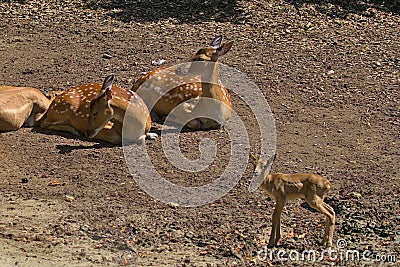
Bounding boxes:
[0,0,399,266]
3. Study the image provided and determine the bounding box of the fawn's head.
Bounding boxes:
[86,74,115,138]
[250,153,276,178]
[177,36,234,77]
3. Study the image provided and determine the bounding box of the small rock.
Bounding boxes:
[65,195,75,202]
[151,59,166,65]
[102,53,113,59]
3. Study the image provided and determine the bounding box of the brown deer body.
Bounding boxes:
[0,86,52,132]
[132,36,232,130]
[253,155,335,248]
[41,75,152,144]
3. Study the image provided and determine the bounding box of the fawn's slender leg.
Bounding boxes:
[305,195,335,248]
[268,198,285,248]
[322,202,335,247]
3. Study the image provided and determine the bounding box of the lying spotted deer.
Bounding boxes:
[41,74,155,144]
[251,154,335,248]
[131,35,232,130]
[0,86,53,132]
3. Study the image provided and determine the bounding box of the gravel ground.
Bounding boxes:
[0,0,399,266]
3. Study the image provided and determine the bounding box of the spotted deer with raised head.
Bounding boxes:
[0,86,53,132]
[132,36,232,130]
[41,74,153,144]
[251,154,335,248]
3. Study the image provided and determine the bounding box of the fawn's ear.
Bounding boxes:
[101,74,114,101]
[267,154,277,166]
[210,35,223,48]
[105,87,113,101]
[249,153,259,164]
[216,41,234,57]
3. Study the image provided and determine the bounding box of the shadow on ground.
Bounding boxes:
[286,0,400,17]
[84,0,245,23]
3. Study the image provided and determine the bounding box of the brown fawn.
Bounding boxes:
[131,35,233,130]
[0,86,54,132]
[251,154,335,248]
[41,74,153,144]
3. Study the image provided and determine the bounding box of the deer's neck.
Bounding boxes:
[31,92,51,112]
[110,98,129,123]
[260,174,280,200]
[200,62,222,99]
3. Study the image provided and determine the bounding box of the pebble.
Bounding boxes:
[102,53,113,59]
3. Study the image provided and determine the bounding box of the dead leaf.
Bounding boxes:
[297,233,306,239]
[94,243,103,249]
[257,238,267,246]
[199,250,208,255]
[127,239,135,245]
[324,256,340,263]
[284,232,295,239]
[121,260,131,266]
[233,243,245,252]
[48,180,65,186]
[199,245,211,255]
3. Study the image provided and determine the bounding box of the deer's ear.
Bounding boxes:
[267,154,277,166]
[216,41,234,57]
[101,74,114,101]
[105,87,113,101]
[249,153,259,164]
[210,35,223,48]
[102,74,114,90]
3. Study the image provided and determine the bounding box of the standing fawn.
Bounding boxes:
[131,35,232,130]
[0,86,53,132]
[251,154,335,248]
[41,74,153,144]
